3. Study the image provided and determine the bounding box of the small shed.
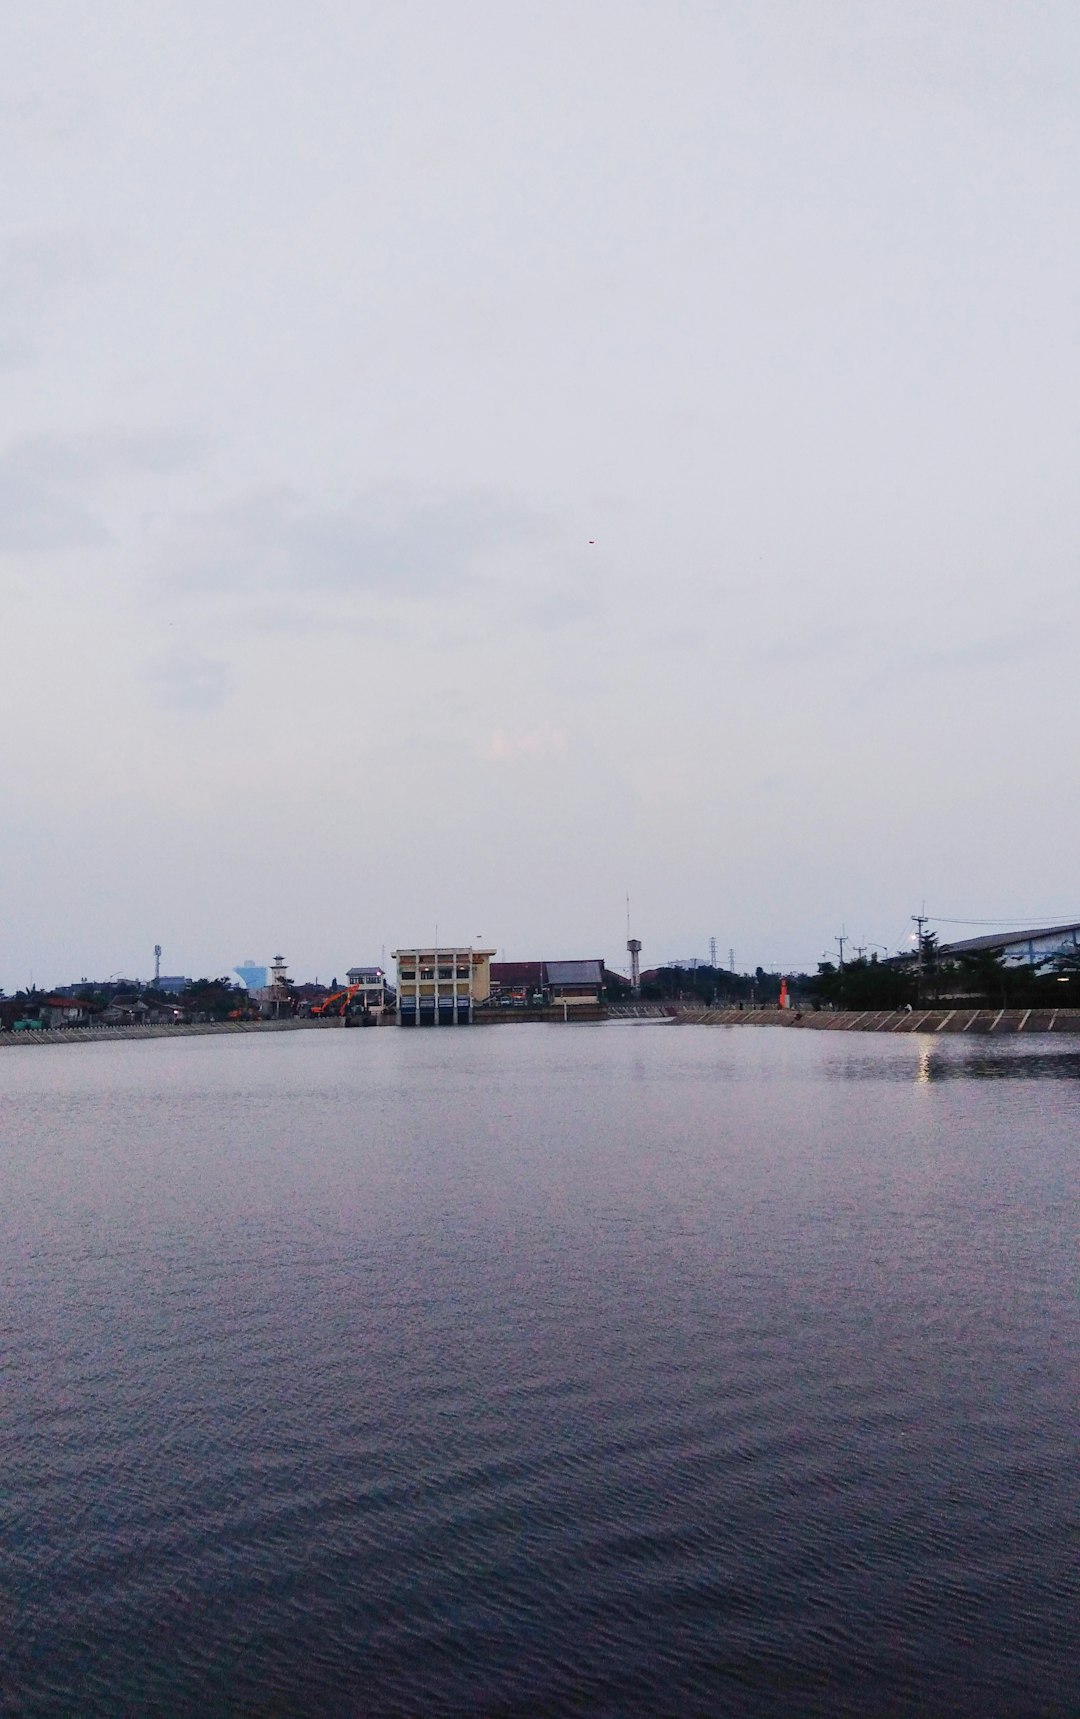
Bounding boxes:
[44,997,92,1028]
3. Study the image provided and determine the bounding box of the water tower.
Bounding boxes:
[627,937,642,996]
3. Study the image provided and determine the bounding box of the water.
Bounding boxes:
[1,1024,1076,1716]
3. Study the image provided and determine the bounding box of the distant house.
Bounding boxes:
[490,962,545,1002]
[98,995,186,1026]
[42,997,92,1028]
[545,959,605,1006]
[487,959,623,1007]
[345,967,393,1017]
[101,997,150,1025]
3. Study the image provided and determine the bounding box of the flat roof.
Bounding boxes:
[392,948,496,958]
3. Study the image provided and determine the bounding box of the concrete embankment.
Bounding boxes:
[3,1009,672,1046]
[674,1006,1080,1035]
[474,1004,608,1024]
[475,1003,672,1023]
[9,1004,1075,1044]
[0,1018,334,1049]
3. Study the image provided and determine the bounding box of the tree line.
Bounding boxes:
[811,935,1080,1010]
[642,938,1080,1011]
[0,977,255,1028]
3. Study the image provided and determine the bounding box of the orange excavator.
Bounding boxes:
[312,982,363,1018]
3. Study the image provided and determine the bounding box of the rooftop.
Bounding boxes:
[392,948,496,959]
[546,959,604,986]
[940,921,1080,957]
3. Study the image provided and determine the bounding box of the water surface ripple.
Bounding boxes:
[1,1026,1076,1716]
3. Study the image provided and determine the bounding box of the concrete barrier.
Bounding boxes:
[671,1007,1080,1034]
[0,1019,323,1048]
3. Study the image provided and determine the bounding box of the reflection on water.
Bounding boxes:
[1,1026,1076,1718]
[928,1049,1080,1080]
[831,1044,1080,1083]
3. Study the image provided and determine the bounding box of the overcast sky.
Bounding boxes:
[3,0,1079,988]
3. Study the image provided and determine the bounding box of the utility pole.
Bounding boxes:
[154,944,161,984]
[912,911,929,1005]
[832,931,848,1008]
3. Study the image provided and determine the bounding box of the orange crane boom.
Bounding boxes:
[312,982,362,1017]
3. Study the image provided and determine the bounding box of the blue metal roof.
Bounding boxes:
[941,921,1080,956]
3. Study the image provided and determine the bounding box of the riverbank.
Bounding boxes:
[675,1005,1080,1034]
[7,1003,1076,1044]
[0,1009,659,1046]
[476,1003,672,1023]
[0,1018,337,1048]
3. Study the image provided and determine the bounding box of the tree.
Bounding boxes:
[949,947,1009,1006]
[181,978,245,1020]
[810,956,915,1011]
[639,964,788,1006]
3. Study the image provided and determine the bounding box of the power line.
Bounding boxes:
[929,915,1071,926]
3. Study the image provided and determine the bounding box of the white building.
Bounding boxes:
[256,954,294,1018]
[391,947,495,1025]
[345,966,393,1017]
